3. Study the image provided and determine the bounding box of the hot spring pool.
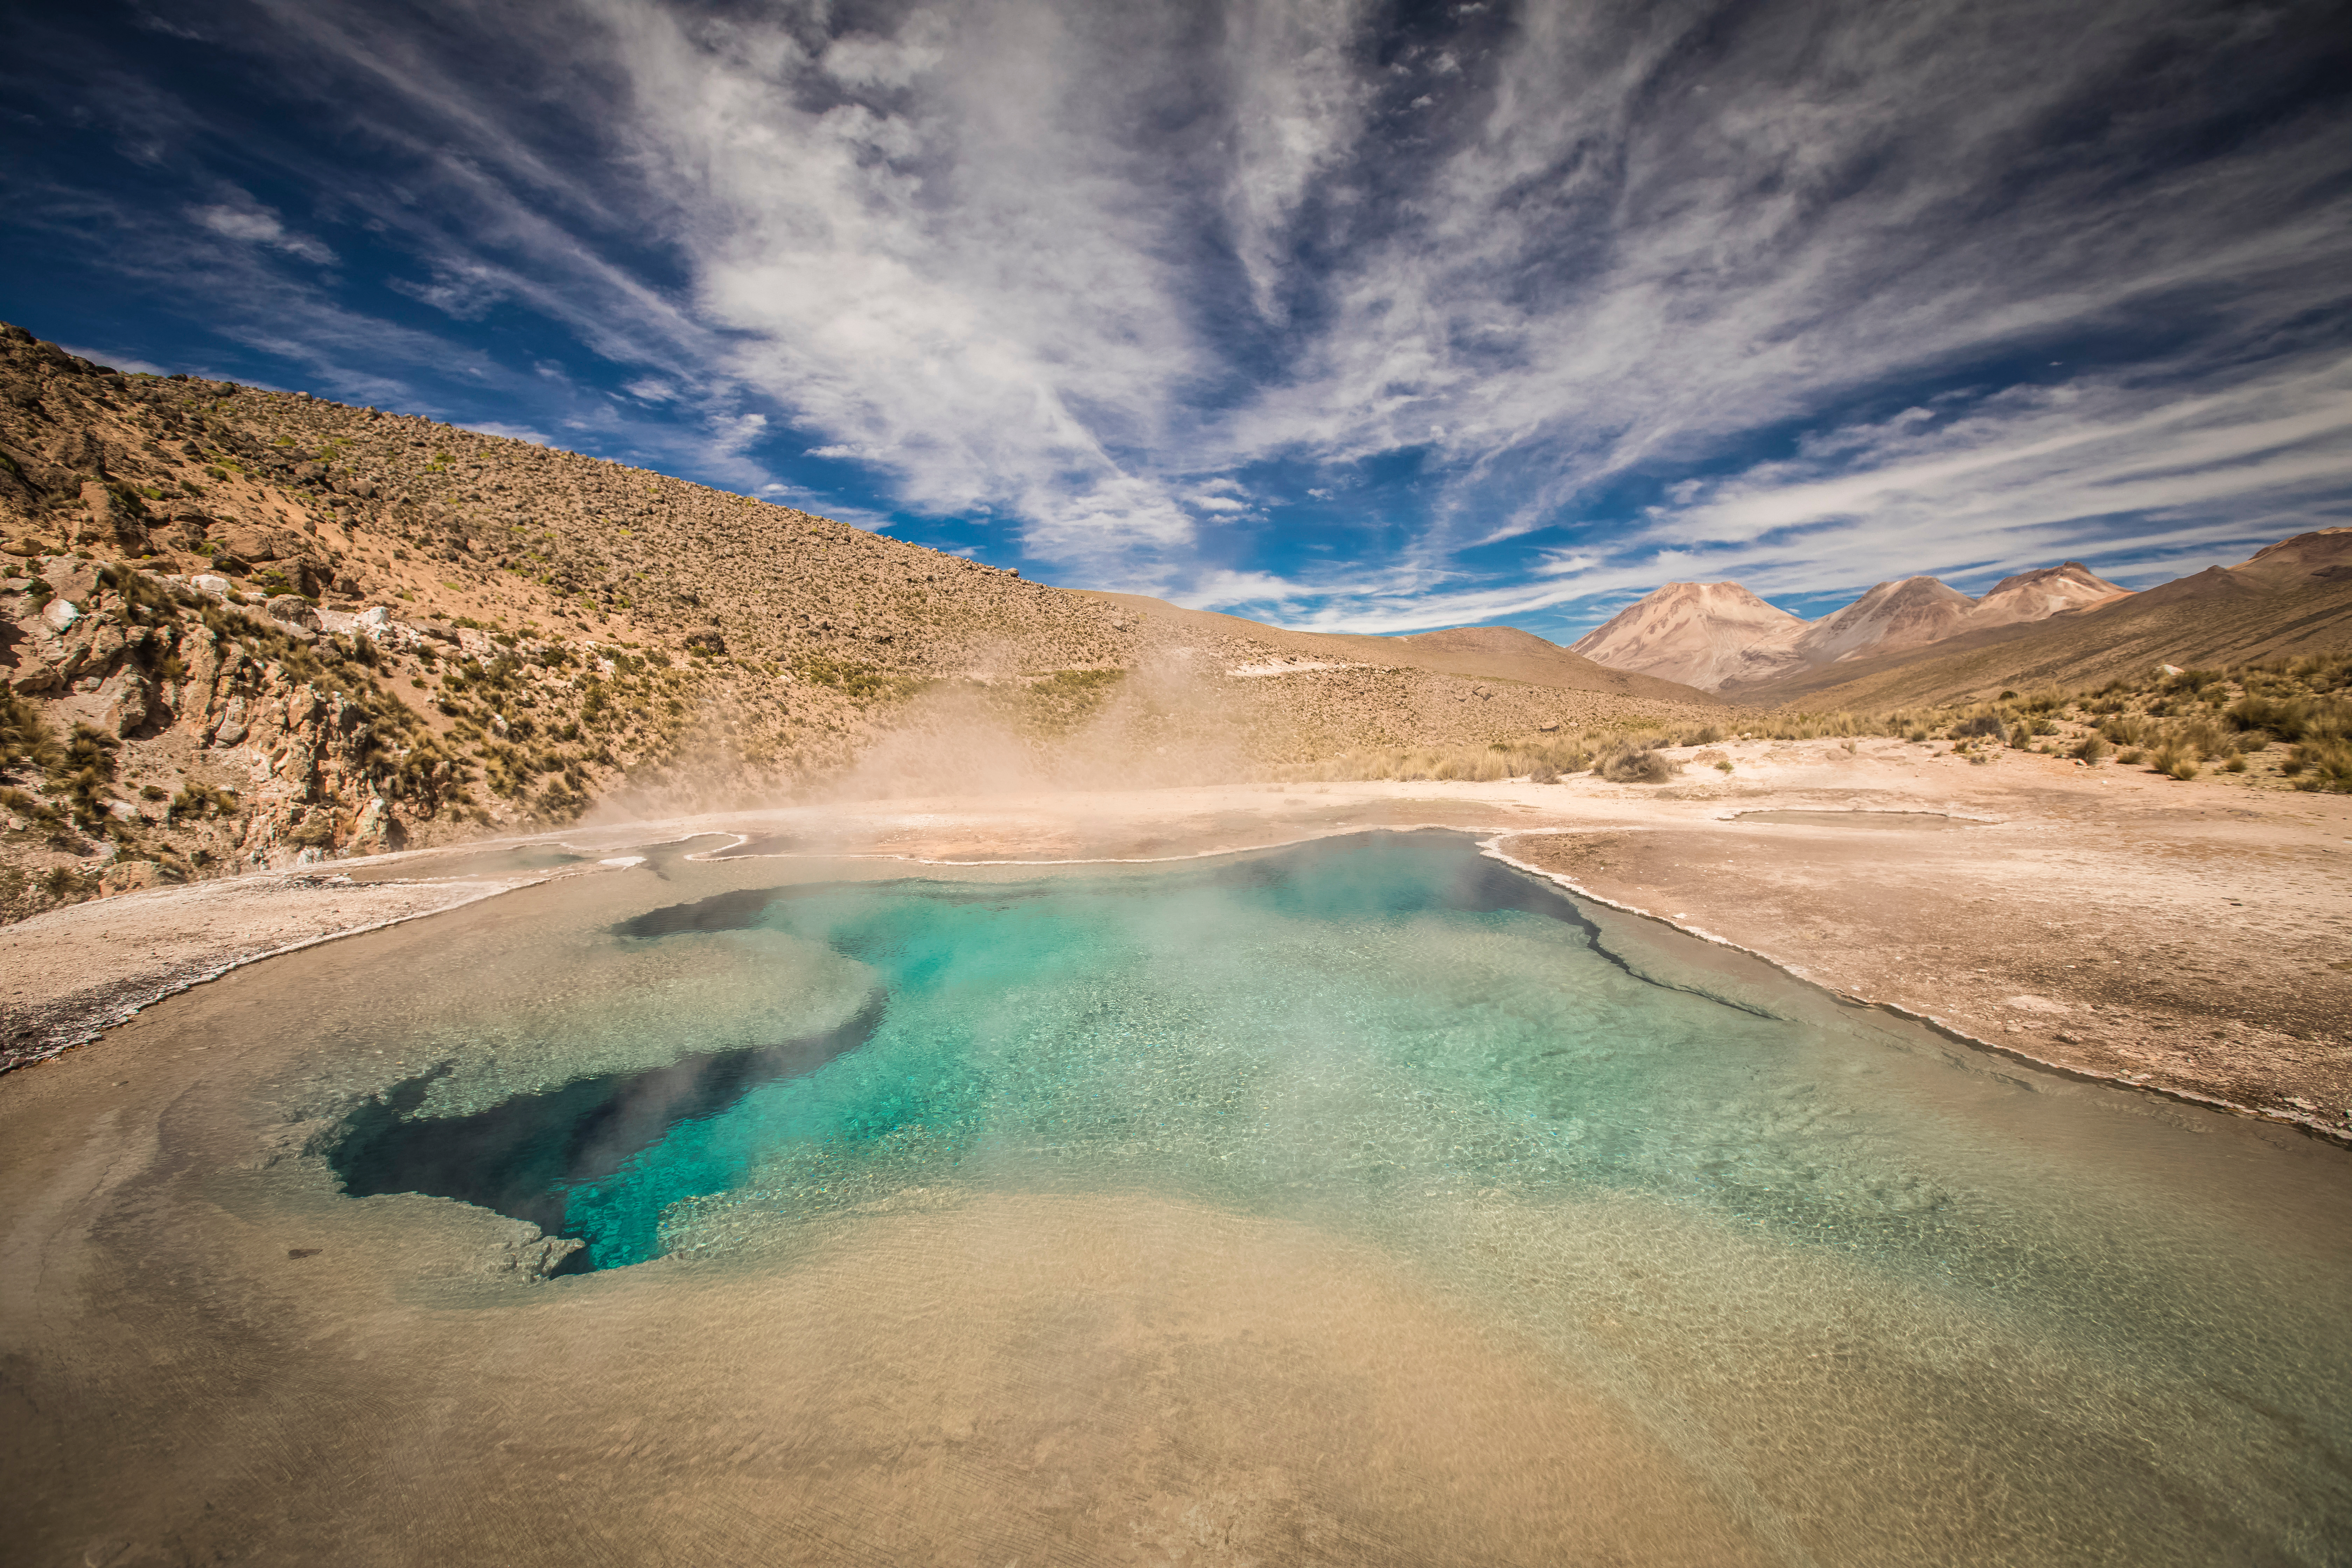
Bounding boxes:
[317,831,2350,1562]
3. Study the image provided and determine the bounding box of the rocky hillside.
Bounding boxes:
[0,322,1715,919]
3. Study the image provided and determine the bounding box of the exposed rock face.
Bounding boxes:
[1569,583,1808,691]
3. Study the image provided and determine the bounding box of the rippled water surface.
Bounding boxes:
[330,831,2352,1563]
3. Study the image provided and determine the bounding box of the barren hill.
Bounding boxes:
[1966,561,2132,628]
[0,322,1714,915]
[1789,575,1977,665]
[1568,582,1807,690]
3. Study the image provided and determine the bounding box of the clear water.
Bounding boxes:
[328,831,2352,1562]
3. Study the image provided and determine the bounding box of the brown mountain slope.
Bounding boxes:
[1731,531,2352,710]
[1388,623,1720,703]
[1790,574,1977,664]
[1567,582,1807,691]
[1081,597,1718,705]
[1966,561,2132,628]
[0,323,1713,916]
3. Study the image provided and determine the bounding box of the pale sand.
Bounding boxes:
[5,753,2349,1565]
[0,861,619,1071]
[10,735,2347,1131]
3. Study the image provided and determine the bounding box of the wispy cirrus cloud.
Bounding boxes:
[2,0,2345,635]
[188,191,336,263]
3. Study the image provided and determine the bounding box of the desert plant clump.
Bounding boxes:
[0,694,63,774]
[1597,744,1678,784]
[1950,712,2007,744]
[2288,738,2352,792]
[38,865,98,903]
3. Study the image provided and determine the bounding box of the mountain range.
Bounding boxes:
[1566,536,2352,709]
[1570,563,2133,692]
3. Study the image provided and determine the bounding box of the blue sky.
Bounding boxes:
[4,0,2348,639]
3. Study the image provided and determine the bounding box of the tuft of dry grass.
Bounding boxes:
[1597,744,1677,784]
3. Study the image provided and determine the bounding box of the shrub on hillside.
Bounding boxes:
[1,695,62,773]
[1951,713,2007,744]
[2288,738,2352,792]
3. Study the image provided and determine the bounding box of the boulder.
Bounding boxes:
[101,667,154,736]
[282,556,334,598]
[42,598,79,633]
[209,694,250,747]
[265,595,322,639]
[350,796,404,851]
[9,660,62,696]
[218,524,291,563]
[190,573,231,598]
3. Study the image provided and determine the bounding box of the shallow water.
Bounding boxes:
[338,841,591,882]
[321,830,2351,1563]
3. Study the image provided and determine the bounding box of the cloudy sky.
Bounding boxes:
[4,0,2348,636]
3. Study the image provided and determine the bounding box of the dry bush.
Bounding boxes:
[2288,738,2352,792]
[1598,744,1677,784]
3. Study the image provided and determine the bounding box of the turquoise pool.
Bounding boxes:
[330,831,2352,1563]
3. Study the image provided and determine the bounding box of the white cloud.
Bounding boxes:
[39,0,2346,623]
[465,420,554,444]
[55,344,173,376]
[189,194,336,263]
